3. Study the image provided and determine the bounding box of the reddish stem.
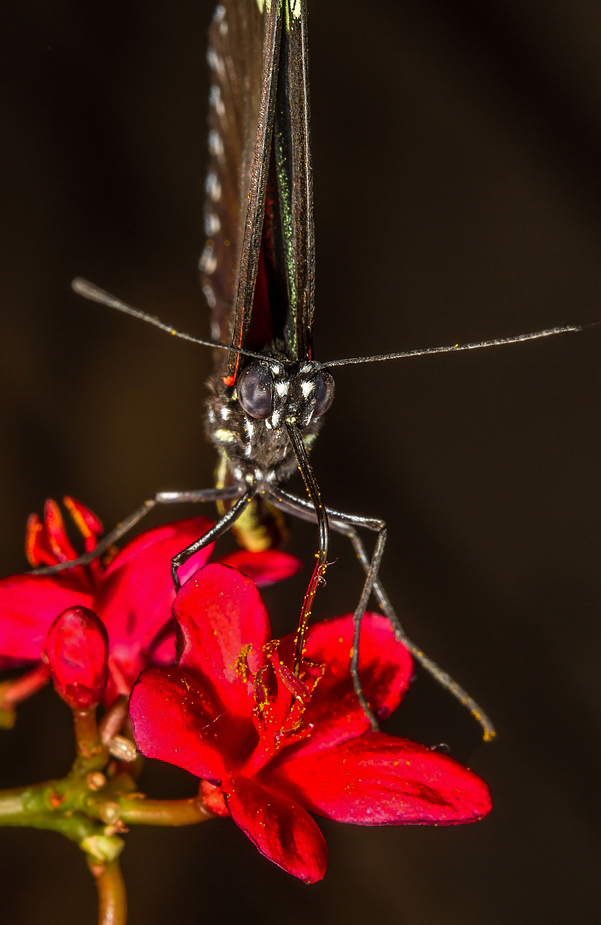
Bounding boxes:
[99,697,129,744]
[90,859,127,925]
[0,663,50,707]
[73,709,103,759]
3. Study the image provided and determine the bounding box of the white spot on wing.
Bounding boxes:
[275,381,289,397]
[203,284,217,310]
[207,49,225,78]
[213,4,226,22]
[205,172,222,202]
[209,85,225,118]
[208,130,223,157]
[204,212,221,236]
[199,245,217,275]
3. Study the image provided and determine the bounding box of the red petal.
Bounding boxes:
[273,731,492,825]
[129,667,226,781]
[45,606,108,710]
[224,775,328,883]
[217,549,301,587]
[97,517,215,654]
[102,516,215,580]
[147,625,177,666]
[0,574,92,664]
[174,564,270,719]
[277,613,412,760]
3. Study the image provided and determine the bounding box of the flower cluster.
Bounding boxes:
[0,498,300,707]
[130,563,492,882]
[0,499,492,884]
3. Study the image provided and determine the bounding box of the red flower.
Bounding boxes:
[44,606,109,710]
[0,498,300,704]
[130,564,492,884]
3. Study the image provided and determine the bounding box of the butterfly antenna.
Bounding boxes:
[71,278,265,361]
[322,320,600,369]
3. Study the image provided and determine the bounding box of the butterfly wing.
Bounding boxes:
[252,0,315,363]
[201,0,282,384]
[201,0,315,379]
[273,0,315,361]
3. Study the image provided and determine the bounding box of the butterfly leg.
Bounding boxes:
[285,423,330,675]
[30,486,245,576]
[267,487,495,741]
[170,488,255,589]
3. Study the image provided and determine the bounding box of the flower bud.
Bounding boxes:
[45,606,108,710]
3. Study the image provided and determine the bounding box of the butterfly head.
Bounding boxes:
[237,360,334,430]
[205,359,334,488]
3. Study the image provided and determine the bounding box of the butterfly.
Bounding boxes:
[36,0,593,740]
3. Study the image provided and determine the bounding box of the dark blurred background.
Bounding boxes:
[1,0,601,922]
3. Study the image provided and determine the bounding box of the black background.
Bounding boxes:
[1,1,601,922]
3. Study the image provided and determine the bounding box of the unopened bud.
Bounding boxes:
[81,834,124,864]
[108,735,137,762]
[45,607,108,710]
[99,801,121,824]
[87,772,107,791]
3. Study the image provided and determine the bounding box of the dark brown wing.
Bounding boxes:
[200,0,282,384]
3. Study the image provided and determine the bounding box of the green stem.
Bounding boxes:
[90,859,127,925]
[0,782,122,849]
[0,781,61,824]
[0,786,28,820]
[119,795,213,826]
[0,778,213,834]
[0,796,103,843]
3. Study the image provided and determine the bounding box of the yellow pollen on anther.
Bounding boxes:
[235,644,253,681]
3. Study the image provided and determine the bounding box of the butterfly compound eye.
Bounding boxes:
[237,364,274,419]
[313,371,335,417]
